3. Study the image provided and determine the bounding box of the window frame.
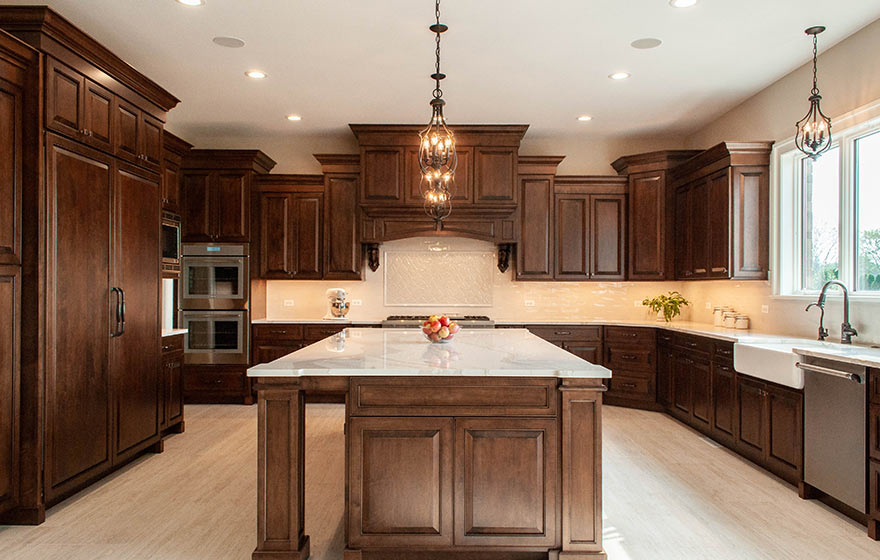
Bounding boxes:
[773,100,880,299]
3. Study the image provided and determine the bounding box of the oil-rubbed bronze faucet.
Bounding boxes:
[805,280,858,344]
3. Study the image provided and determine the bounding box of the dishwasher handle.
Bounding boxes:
[795,362,863,384]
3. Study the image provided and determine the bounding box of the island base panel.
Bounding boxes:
[343,549,606,559]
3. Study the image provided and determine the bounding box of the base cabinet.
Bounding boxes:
[160,334,185,433]
[0,267,20,516]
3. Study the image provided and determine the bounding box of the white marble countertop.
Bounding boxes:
[161,328,188,338]
[792,345,880,369]
[247,328,612,379]
[251,318,378,325]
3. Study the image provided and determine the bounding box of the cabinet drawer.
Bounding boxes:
[871,370,880,405]
[609,374,654,400]
[657,330,675,347]
[713,341,734,363]
[304,324,347,341]
[161,333,184,353]
[527,325,601,342]
[605,345,656,372]
[253,324,304,341]
[350,377,558,417]
[605,326,655,346]
[674,333,713,354]
[184,369,245,392]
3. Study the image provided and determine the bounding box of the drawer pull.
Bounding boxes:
[712,267,728,273]
[213,378,223,384]
[555,331,572,336]
[687,341,698,348]
[162,345,172,351]
[620,354,639,361]
[619,382,637,389]
[269,330,288,335]
[695,268,707,274]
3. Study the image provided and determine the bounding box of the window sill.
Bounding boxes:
[771,293,880,303]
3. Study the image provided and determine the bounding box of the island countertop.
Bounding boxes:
[247,327,612,378]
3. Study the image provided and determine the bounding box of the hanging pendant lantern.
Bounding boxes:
[418,0,456,221]
[795,26,832,159]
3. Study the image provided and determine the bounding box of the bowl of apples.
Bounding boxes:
[421,314,460,343]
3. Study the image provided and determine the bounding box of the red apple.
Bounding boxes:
[429,320,441,332]
[438,326,450,339]
[447,322,460,334]
[429,332,441,342]
[422,326,433,335]
[439,316,451,327]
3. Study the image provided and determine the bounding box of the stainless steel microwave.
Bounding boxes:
[161,212,181,274]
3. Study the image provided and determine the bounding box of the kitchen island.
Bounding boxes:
[247,328,611,560]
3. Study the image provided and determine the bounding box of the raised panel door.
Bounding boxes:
[474,147,516,203]
[44,135,113,502]
[162,157,180,212]
[711,362,736,447]
[517,177,553,280]
[348,417,454,548]
[0,267,19,514]
[870,460,880,526]
[361,148,404,204]
[163,354,184,427]
[563,342,602,365]
[253,344,304,365]
[657,347,675,409]
[215,172,249,242]
[707,169,730,278]
[730,166,769,279]
[591,194,626,280]
[690,178,709,278]
[181,171,213,241]
[112,165,161,460]
[45,57,83,139]
[291,193,322,279]
[671,354,692,422]
[82,80,113,152]
[628,171,665,280]
[870,405,880,463]
[113,98,140,165]
[259,192,292,278]
[736,376,766,465]
[324,175,360,279]
[691,357,712,432]
[139,113,163,172]
[0,76,21,265]
[554,194,589,279]
[765,384,803,483]
[674,185,692,279]
[406,147,472,204]
[454,417,556,547]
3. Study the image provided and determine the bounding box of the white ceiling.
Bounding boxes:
[4,1,880,164]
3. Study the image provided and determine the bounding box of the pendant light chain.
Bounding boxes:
[810,32,819,96]
[434,0,443,100]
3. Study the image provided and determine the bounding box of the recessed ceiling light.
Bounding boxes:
[176,0,204,6]
[669,0,697,7]
[577,115,593,122]
[245,70,267,79]
[286,115,302,121]
[631,38,662,49]
[213,36,245,48]
[609,72,631,80]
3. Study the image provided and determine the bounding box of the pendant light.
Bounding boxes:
[418,0,456,221]
[795,26,832,159]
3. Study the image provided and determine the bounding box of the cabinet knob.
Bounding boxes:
[620,354,638,361]
[619,382,637,389]
[555,331,571,336]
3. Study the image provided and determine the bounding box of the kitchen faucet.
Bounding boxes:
[804,280,858,344]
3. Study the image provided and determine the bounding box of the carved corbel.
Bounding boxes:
[364,243,380,272]
[497,243,513,273]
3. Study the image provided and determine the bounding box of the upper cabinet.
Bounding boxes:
[611,150,701,281]
[317,155,363,280]
[181,150,276,243]
[670,142,772,280]
[161,131,192,214]
[516,157,563,281]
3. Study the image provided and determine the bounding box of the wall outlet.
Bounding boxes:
[705,301,712,309]
[634,300,642,307]
[524,299,536,307]
[761,304,769,314]
[283,299,295,307]
[351,299,363,306]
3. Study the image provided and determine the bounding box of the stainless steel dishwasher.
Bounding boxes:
[799,356,867,513]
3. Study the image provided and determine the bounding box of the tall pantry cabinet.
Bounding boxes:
[0,7,180,523]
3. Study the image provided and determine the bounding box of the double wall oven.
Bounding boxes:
[179,244,250,365]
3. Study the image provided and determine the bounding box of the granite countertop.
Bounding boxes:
[251,318,378,326]
[247,328,611,379]
[161,328,188,338]
[791,344,880,369]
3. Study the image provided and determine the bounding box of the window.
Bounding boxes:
[777,111,880,296]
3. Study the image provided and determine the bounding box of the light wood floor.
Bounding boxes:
[1,404,878,559]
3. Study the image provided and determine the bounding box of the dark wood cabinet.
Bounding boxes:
[690,356,712,431]
[657,337,675,409]
[161,131,191,213]
[517,175,554,280]
[604,327,657,408]
[871,370,880,540]
[870,459,880,540]
[361,147,405,204]
[590,194,625,280]
[0,266,19,516]
[182,150,276,243]
[160,334,185,433]
[258,190,323,279]
[183,365,250,404]
[711,360,736,447]
[474,147,517,204]
[322,170,361,280]
[0,50,25,266]
[671,142,772,280]
[670,353,693,422]
[252,323,350,368]
[113,98,162,173]
[735,375,766,465]
[82,80,113,152]
[44,57,83,140]
[526,325,603,367]
[553,192,625,281]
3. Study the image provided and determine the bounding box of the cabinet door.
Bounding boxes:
[765,384,803,483]
[324,175,361,279]
[406,147,472,204]
[164,354,184,427]
[657,346,675,409]
[259,192,293,278]
[474,147,516,203]
[215,172,250,242]
[44,135,114,503]
[162,157,180,212]
[730,165,769,279]
[291,193,323,279]
[711,362,736,447]
[112,165,161,461]
[82,80,113,152]
[707,169,730,278]
[181,171,213,241]
[348,417,454,548]
[870,405,880,463]
[674,185,692,279]
[690,178,709,278]
[870,460,880,526]
[113,98,140,165]
[0,75,22,265]
[671,354,692,421]
[517,176,553,280]
[563,341,602,364]
[139,113,163,172]
[691,357,712,432]
[554,193,589,280]
[454,417,556,547]
[45,57,83,139]
[590,194,625,280]
[0,267,19,515]
[628,171,666,280]
[361,147,404,204]
[736,376,766,465]
[253,343,304,365]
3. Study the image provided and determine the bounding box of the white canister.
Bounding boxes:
[723,312,737,328]
[735,315,750,330]
[713,307,724,326]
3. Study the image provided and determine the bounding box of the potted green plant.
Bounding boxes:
[642,291,690,323]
